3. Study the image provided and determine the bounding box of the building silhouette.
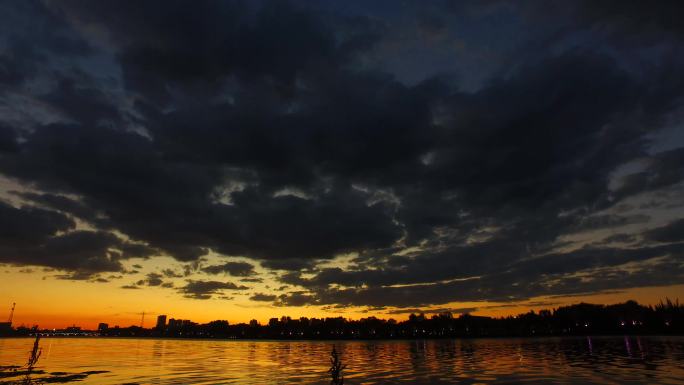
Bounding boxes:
[0,322,11,333]
[156,315,167,330]
[167,318,179,329]
[4,299,682,339]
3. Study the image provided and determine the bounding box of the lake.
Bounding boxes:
[1,336,683,384]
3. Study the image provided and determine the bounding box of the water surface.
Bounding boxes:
[1,336,683,384]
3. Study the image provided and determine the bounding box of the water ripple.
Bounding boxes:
[0,336,683,384]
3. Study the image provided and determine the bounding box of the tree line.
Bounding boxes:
[7,299,683,339]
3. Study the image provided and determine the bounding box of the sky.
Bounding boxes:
[1,0,683,329]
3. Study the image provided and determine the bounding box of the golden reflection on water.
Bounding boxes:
[1,337,683,384]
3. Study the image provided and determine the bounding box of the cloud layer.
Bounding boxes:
[1,0,683,306]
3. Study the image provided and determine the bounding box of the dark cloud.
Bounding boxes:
[13,192,100,223]
[0,230,148,277]
[279,243,684,307]
[0,201,75,245]
[249,293,277,302]
[574,0,684,41]
[386,307,477,315]
[40,75,124,127]
[594,233,638,245]
[614,148,684,200]
[0,0,91,86]
[161,268,184,278]
[570,214,650,233]
[0,125,18,153]
[137,272,165,287]
[644,219,684,243]
[179,280,249,300]
[241,277,263,283]
[1,121,401,264]
[202,261,256,277]
[0,201,154,277]
[1,0,683,306]
[55,0,377,105]
[276,292,317,307]
[55,271,103,281]
[261,259,317,272]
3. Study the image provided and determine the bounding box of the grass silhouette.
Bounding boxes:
[25,335,42,381]
[0,335,43,384]
[0,336,107,385]
[328,345,346,385]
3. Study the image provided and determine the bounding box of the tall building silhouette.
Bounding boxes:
[156,315,167,330]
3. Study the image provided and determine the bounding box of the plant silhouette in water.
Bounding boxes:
[328,346,346,385]
[0,335,43,384]
[26,336,42,376]
[20,335,42,384]
[0,336,108,385]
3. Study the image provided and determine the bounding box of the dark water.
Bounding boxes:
[1,336,683,384]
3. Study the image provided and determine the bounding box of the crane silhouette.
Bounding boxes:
[7,302,15,324]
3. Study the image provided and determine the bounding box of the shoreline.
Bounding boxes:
[2,334,683,342]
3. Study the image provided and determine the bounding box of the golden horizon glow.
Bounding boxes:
[2,261,682,330]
